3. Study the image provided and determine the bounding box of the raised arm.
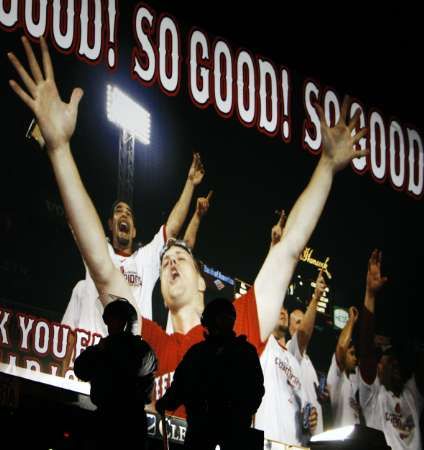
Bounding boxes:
[183,191,213,249]
[336,306,359,371]
[8,37,132,305]
[270,210,287,249]
[359,249,388,384]
[254,96,368,342]
[165,153,205,238]
[296,269,327,355]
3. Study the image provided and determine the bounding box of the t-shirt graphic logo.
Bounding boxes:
[120,266,142,287]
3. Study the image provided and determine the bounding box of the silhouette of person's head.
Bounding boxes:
[102,299,137,335]
[201,297,236,337]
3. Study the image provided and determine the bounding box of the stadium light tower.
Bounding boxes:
[106,85,151,205]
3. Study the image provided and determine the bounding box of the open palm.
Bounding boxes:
[8,36,83,152]
[366,249,388,293]
[316,96,368,173]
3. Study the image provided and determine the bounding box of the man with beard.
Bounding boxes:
[327,306,362,427]
[359,249,424,450]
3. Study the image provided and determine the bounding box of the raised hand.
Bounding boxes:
[188,152,205,186]
[366,249,388,294]
[313,268,327,301]
[271,209,287,246]
[316,96,369,174]
[8,36,83,153]
[349,306,359,323]
[196,190,213,217]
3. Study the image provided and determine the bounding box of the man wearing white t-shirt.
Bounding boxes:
[255,306,318,447]
[255,214,318,447]
[359,250,424,450]
[327,306,362,427]
[286,270,327,434]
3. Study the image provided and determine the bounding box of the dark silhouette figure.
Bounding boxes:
[156,297,265,450]
[74,299,157,449]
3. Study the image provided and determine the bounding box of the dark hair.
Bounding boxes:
[160,238,202,273]
[201,297,236,329]
[110,199,135,222]
[102,299,137,332]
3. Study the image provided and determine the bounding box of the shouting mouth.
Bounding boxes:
[170,268,180,282]
[118,220,129,233]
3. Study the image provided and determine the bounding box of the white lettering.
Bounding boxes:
[389,120,405,189]
[189,30,210,106]
[79,0,102,61]
[52,324,69,359]
[52,0,75,50]
[158,16,179,93]
[258,58,278,134]
[0,310,11,345]
[303,81,321,152]
[236,50,255,124]
[133,6,156,83]
[350,102,367,172]
[324,90,340,127]
[370,111,387,181]
[74,329,90,361]
[0,0,18,28]
[214,40,233,115]
[34,321,49,355]
[26,359,41,372]
[24,0,47,38]
[407,128,424,197]
[18,315,34,350]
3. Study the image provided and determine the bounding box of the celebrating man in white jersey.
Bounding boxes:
[327,306,362,427]
[286,269,327,434]
[359,250,424,450]
[255,304,318,446]
[255,212,317,446]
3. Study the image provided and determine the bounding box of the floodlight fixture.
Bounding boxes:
[310,425,355,442]
[106,84,151,145]
[310,425,390,449]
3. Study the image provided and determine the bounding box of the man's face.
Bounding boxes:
[273,307,289,339]
[160,245,205,311]
[344,345,358,374]
[108,202,136,251]
[289,309,304,337]
[378,354,404,395]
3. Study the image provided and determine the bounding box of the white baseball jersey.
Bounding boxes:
[255,335,308,446]
[359,373,423,450]
[62,226,166,339]
[287,333,324,434]
[326,353,361,427]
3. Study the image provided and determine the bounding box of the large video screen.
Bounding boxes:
[1,2,422,445]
